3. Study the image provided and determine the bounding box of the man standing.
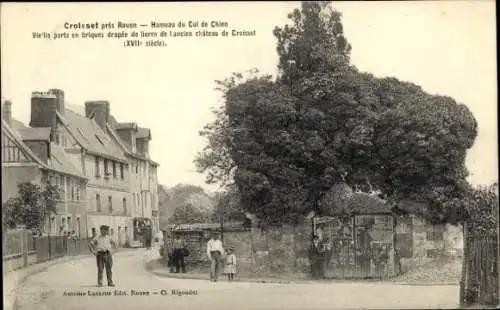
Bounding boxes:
[172,234,186,273]
[309,234,326,280]
[89,225,116,287]
[146,226,153,250]
[206,232,224,282]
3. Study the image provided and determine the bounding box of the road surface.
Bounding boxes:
[14,248,460,310]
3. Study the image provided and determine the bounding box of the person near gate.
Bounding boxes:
[309,234,326,280]
[224,247,237,282]
[89,225,116,287]
[145,226,153,250]
[172,234,186,273]
[206,232,224,282]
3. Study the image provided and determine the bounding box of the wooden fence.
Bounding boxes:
[2,229,93,273]
[460,229,499,307]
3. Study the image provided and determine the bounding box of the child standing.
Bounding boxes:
[224,247,237,282]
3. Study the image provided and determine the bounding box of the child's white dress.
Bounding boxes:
[224,254,237,274]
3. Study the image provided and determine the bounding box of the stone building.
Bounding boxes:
[1,89,160,242]
[2,99,88,237]
[108,120,160,243]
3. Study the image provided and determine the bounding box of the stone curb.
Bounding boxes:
[5,248,134,310]
[145,259,459,286]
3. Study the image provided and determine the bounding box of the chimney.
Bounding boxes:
[2,100,12,126]
[30,92,57,134]
[49,89,65,116]
[85,101,110,130]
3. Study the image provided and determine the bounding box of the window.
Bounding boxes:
[95,156,100,177]
[112,162,117,178]
[123,198,127,215]
[71,179,75,201]
[120,163,124,180]
[76,186,80,201]
[96,194,101,212]
[67,217,71,230]
[108,196,113,213]
[136,163,139,174]
[104,159,110,176]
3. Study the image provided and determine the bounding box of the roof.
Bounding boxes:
[164,222,245,232]
[18,127,52,141]
[47,144,86,178]
[328,192,393,215]
[393,200,428,216]
[1,119,47,168]
[107,122,159,167]
[106,123,133,153]
[59,109,128,163]
[136,127,151,140]
[5,118,86,179]
[10,119,28,131]
[65,105,158,166]
[113,122,138,131]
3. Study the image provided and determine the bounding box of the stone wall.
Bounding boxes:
[400,216,463,271]
[173,221,313,274]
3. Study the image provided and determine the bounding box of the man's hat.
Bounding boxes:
[100,225,110,230]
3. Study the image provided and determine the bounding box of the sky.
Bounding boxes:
[1,1,497,193]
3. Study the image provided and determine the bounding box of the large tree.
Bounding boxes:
[163,184,215,224]
[196,1,478,226]
[211,184,247,223]
[2,182,60,231]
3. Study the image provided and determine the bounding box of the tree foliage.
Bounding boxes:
[463,183,498,235]
[165,184,215,224]
[211,184,247,223]
[2,182,60,231]
[195,1,478,226]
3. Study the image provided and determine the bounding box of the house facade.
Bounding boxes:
[1,89,160,242]
[2,99,88,237]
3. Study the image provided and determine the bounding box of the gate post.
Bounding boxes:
[459,223,467,306]
[21,228,28,268]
